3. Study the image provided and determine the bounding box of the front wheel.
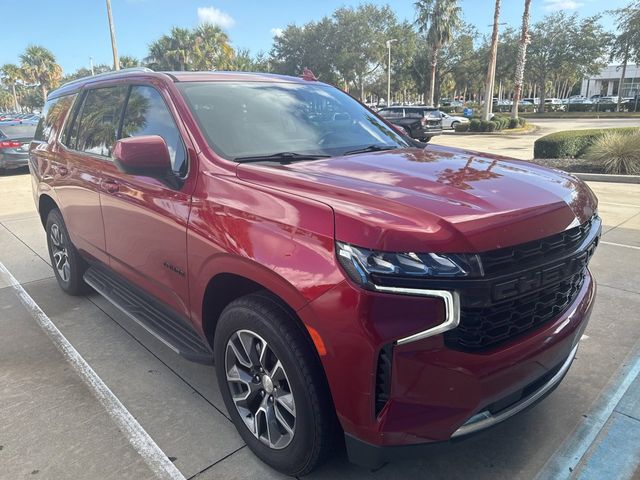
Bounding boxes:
[214,292,336,476]
[451,121,460,130]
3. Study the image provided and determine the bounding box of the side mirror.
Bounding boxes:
[113,135,173,179]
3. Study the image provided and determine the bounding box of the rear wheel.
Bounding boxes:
[45,209,88,295]
[214,292,336,476]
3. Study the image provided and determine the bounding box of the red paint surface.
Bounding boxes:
[31,71,598,448]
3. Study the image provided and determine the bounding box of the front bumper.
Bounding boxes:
[300,268,595,462]
[345,342,579,468]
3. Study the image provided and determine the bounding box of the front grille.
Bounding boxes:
[480,217,595,276]
[445,216,600,351]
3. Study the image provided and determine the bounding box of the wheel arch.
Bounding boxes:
[38,193,59,227]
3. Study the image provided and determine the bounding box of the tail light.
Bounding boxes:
[0,141,22,149]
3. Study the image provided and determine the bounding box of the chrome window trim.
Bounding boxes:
[451,343,579,438]
[372,285,460,346]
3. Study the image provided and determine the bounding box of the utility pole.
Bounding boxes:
[386,39,397,107]
[106,0,120,71]
[90,56,95,76]
[482,0,501,121]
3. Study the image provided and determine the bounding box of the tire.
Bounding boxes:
[214,292,337,476]
[45,209,89,295]
[451,121,459,130]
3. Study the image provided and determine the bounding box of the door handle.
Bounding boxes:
[58,165,68,176]
[102,180,119,193]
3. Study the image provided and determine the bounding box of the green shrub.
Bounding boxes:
[485,121,498,132]
[518,117,527,127]
[508,118,519,129]
[496,116,510,130]
[454,122,469,132]
[534,127,640,159]
[583,132,640,174]
[469,118,481,132]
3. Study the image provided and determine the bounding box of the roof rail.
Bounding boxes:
[59,67,154,90]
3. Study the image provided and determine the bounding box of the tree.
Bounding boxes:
[1,63,22,111]
[527,13,612,113]
[270,19,340,85]
[609,1,640,111]
[511,0,532,119]
[414,0,461,106]
[482,0,501,120]
[331,4,395,97]
[192,24,234,70]
[119,55,140,68]
[19,45,62,102]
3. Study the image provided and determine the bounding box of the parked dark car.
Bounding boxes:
[31,69,599,476]
[377,106,443,142]
[0,124,36,174]
[622,95,640,112]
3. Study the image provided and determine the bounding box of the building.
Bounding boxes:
[580,64,640,98]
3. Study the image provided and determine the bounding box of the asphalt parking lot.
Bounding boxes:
[1,134,639,478]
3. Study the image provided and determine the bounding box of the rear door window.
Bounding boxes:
[121,85,187,176]
[75,85,128,157]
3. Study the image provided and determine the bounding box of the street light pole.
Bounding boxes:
[106,0,120,71]
[90,56,95,76]
[386,39,397,107]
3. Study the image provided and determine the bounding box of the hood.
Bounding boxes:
[236,145,597,253]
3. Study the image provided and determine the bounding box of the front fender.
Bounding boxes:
[187,172,343,331]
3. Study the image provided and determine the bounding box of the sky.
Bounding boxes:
[1,0,628,74]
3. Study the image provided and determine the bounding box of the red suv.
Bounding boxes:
[30,68,600,476]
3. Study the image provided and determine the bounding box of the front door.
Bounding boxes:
[99,84,193,318]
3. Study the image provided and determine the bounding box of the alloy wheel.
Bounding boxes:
[50,223,70,282]
[225,329,296,449]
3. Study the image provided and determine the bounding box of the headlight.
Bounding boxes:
[336,241,482,288]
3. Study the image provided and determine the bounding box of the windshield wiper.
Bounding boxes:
[343,144,399,156]
[235,152,330,163]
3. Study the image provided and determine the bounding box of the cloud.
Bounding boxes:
[270,28,284,38]
[197,6,235,29]
[542,0,584,11]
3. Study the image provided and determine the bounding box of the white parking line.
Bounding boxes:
[600,241,640,251]
[0,262,186,480]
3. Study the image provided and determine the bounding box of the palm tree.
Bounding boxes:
[19,45,62,102]
[192,24,234,70]
[165,27,194,71]
[146,28,195,71]
[1,63,22,111]
[119,55,140,69]
[414,0,461,106]
[482,0,501,120]
[511,0,532,119]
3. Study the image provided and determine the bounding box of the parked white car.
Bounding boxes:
[440,112,470,129]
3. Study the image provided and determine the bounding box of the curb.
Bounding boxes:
[573,173,640,184]
[453,125,538,136]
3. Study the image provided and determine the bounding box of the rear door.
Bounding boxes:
[53,85,128,264]
[99,83,193,318]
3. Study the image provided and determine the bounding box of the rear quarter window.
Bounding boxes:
[34,94,76,143]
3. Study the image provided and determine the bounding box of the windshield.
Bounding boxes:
[177,81,409,161]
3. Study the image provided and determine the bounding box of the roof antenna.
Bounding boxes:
[300,68,318,81]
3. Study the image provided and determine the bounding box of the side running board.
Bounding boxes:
[84,265,214,364]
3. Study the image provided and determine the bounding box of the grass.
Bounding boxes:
[583,132,640,175]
